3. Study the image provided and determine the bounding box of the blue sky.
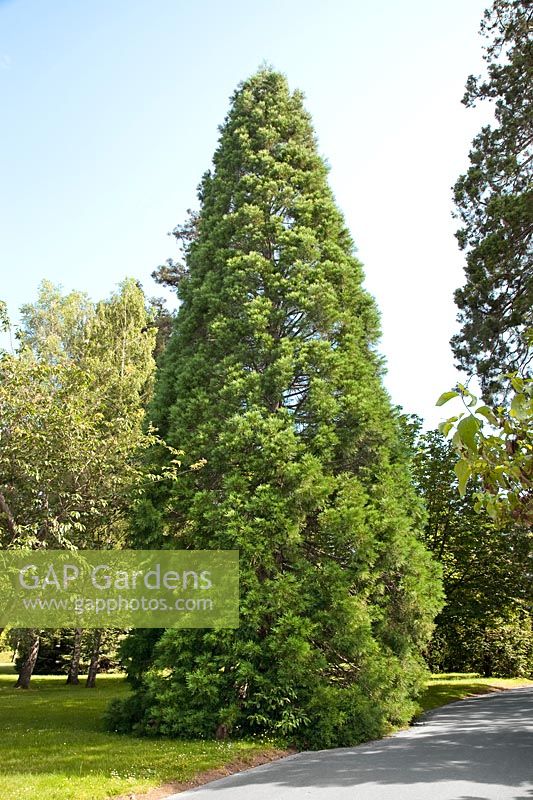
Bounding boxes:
[1,0,488,426]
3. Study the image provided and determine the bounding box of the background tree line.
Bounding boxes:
[0,279,164,687]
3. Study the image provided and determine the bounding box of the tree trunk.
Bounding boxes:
[0,489,18,543]
[85,629,102,688]
[66,628,83,685]
[482,651,493,678]
[15,630,40,689]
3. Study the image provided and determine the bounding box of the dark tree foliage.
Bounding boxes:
[147,296,175,362]
[414,431,533,677]
[111,70,442,748]
[151,260,186,291]
[151,209,199,292]
[452,0,533,400]
[11,629,72,675]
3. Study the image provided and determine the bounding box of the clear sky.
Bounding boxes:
[1,0,489,427]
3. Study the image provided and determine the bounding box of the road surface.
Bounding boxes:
[167,687,533,800]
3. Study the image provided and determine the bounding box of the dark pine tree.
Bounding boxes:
[451,0,533,400]
[114,70,442,748]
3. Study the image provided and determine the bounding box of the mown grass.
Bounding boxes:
[417,671,533,713]
[0,659,269,800]
[0,656,531,800]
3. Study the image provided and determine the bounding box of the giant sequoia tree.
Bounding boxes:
[451,0,532,400]
[114,70,442,747]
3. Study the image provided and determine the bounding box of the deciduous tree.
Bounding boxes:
[438,375,532,527]
[0,280,158,686]
[413,430,532,677]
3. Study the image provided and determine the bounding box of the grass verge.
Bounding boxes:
[0,659,531,800]
[417,672,533,714]
[0,661,280,800]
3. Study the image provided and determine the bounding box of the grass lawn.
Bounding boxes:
[0,656,531,800]
[0,660,274,800]
[417,672,533,713]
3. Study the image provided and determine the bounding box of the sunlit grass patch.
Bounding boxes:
[1,659,531,800]
[417,672,533,713]
[0,662,270,800]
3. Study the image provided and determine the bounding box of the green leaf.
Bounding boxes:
[438,420,454,436]
[438,415,460,437]
[436,390,459,407]
[456,415,481,453]
[485,496,498,521]
[454,459,471,496]
[476,405,498,426]
[510,392,528,420]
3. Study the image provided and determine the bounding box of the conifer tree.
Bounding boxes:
[115,70,442,747]
[451,0,532,399]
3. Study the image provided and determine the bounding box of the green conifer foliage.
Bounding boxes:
[451,0,533,399]
[115,70,442,747]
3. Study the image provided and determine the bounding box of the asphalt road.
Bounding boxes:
[168,687,533,800]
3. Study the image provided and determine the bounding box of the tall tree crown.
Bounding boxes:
[451,0,532,399]
[121,70,441,748]
[154,70,386,465]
